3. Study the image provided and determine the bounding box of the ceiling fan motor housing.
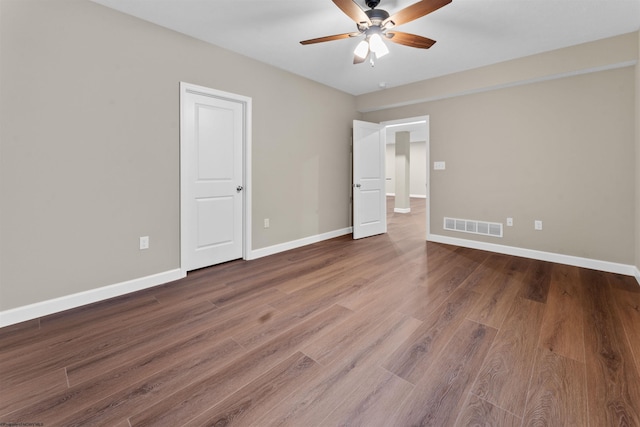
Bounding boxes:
[365,8,390,25]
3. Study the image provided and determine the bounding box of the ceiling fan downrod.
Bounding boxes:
[365,0,381,9]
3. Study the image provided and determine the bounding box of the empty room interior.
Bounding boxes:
[1,0,640,425]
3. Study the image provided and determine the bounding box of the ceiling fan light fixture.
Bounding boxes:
[354,39,370,59]
[369,33,389,58]
[300,0,451,65]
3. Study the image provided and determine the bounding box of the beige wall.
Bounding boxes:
[363,35,638,265]
[0,0,359,310]
[636,31,640,274]
[358,32,638,113]
[409,141,427,197]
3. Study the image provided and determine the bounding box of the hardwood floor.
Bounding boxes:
[2,197,640,426]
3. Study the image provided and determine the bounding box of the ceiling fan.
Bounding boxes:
[300,0,452,65]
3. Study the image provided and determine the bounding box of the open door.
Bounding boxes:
[353,120,387,239]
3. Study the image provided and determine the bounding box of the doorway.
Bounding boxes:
[381,116,430,239]
[180,82,252,273]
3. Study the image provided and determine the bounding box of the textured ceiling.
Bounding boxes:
[92,0,640,95]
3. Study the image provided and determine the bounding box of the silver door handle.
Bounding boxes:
[236,186,243,192]
[353,184,361,188]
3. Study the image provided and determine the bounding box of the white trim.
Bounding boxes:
[359,61,637,113]
[428,233,638,278]
[386,193,426,199]
[0,269,184,328]
[248,227,353,260]
[394,208,411,213]
[244,99,253,263]
[179,82,252,276]
[4,231,634,328]
[385,120,426,128]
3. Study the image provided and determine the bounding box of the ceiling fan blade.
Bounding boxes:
[383,0,451,28]
[386,31,436,49]
[300,33,357,45]
[332,0,372,26]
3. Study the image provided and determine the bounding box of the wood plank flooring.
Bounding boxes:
[2,197,640,426]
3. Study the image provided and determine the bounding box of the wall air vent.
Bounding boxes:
[444,217,503,238]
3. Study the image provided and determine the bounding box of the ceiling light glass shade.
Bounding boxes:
[369,33,389,58]
[354,39,369,59]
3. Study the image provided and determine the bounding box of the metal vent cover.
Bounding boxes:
[444,217,503,238]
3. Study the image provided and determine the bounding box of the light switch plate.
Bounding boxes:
[434,161,446,170]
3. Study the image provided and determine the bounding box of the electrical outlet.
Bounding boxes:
[264,218,270,229]
[534,220,542,230]
[506,217,513,227]
[139,236,149,250]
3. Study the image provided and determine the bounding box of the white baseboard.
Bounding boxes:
[4,232,635,328]
[0,269,185,328]
[428,233,638,279]
[386,193,426,199]
[0,227,354,328]
[248,227,353,260]
[394,208,411,213]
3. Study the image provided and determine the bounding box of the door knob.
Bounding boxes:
[236,185,244,192]
[354,183,361,188]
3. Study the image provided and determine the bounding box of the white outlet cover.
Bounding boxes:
[139,236,149,249]
[534,220,543,230]
[434,161,446,170]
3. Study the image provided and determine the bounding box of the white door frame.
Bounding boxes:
[380,116,430,239]
[179,82,252,275]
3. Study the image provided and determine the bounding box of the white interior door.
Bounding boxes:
[182,85,244,271]
[353,120,387,239]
